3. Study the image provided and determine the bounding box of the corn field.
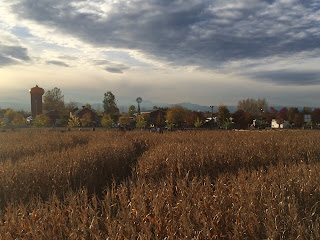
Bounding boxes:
[0,130,320,239]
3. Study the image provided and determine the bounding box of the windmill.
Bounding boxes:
[136,97,142,115]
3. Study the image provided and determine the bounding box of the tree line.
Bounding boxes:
[1,88,320,130]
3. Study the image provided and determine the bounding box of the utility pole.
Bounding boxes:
[210,105,214,129]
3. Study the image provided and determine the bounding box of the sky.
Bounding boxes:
[0,0,320,110]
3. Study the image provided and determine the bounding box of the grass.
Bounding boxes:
[0,130,320,239]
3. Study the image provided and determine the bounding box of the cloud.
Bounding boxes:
[46,60,69,67]
[0,54,16,66]
[246,69,320,86]
[0,44,30,66]
[93,59,129,73]
[104,67,126,74]
[7,0,320,70]
[58,55,78,61]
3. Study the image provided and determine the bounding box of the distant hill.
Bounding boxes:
[0,101,30,111]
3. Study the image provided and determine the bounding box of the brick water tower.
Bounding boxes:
[30,85,45,117]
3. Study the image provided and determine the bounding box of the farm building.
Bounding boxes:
[70,106,96,124]
[271,119,290,129]
[134,109,166,126]
[45,110,60,126]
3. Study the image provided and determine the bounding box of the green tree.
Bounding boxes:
[12,113,26,126]
[64,101,78,112]
[0,118,5,128]
[58,101,78,126]
[0,108,6,119]
[80,112,92,127]
[85,103,92,110]
[194,117,203,128]
[103,91,119,121]
[141,113,152,126]
[153,106,169,111]
[4,108,15,123]
[217,105,230,127]
[33,114,51,128]
[43,87,65,112]
[222,118,232,130]
[101,114,113,128]
[136,115,147,129]
[166,106,188,127]
[118,114,132,126]
[68,115,81,128]
[128,105,136,117]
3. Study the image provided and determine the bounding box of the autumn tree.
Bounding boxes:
[166,106,188,127]
[43,87,65,112]
[186,111,206,127]
[4,108,15,123]
[103,91,119,121]
[217,105,230,127]
[245,112,253,127]
[0,119,5,128]
[80,112,92,127]
[118,114,132,126]
[265,107,278,124]
[68,115,81,128]
[57,101,78,126]
[33,114,51,128]
[311,108,320,125]
[0,108,6,119]
[277,107,288,124]
[288,107,299,124]
[12,113,26,126]
[136,115,147,129]
[232,109,250,129]
[101,114,113,128]
[293,113,304,128]
[141,113,152,126]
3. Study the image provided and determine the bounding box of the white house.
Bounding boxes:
[271,119,290,129]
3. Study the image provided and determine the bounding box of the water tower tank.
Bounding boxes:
[30,85,45,117]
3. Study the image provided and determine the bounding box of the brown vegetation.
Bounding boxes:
[0,130,320,239]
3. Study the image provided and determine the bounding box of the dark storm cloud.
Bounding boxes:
[46,60,69,67]
[0,44,30,66]
[247,70,320,86]
[9,0,320,71]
